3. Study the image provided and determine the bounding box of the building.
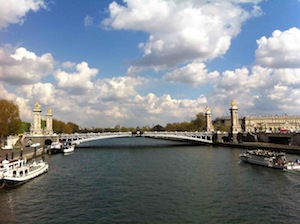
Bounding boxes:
[214,114,300,133]
[243,115,300,133]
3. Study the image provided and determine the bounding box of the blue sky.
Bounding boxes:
[0,0,300,128]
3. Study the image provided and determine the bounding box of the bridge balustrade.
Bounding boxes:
[58,131,213,145]
[142,131,213,143]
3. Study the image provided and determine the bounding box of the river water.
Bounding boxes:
[1,137,300,223]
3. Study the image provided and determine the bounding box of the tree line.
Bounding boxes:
[0,99,80,137]
[0,99,230,138]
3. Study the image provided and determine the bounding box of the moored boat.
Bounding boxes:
[239,149,300,171]
[239,149,287,169]
[0,158,49,188]
[285,160,300,171]
[63,144,75,154]
[48,141,63,154]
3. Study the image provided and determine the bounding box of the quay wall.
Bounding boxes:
[0,147,45,162]
[214,132,300,155]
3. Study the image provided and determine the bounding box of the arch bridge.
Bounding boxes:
[60,131,214,145]
[142,131,213,144]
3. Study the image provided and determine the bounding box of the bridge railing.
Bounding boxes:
[142,131,214,143]
[58,131,214,145]
[60,132,132,139]
[59,132,132,144]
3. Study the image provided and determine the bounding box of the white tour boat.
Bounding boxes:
[48,141,63,154]
[239,149,287,169]
[285,159,300,171]
[62,141,75,154]
[239,149,300,171]
[0,158,49,188]
[63,144,75,154]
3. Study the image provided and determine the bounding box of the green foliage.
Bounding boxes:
[41,120,46,128]
[165,122,192,131]
[165,112,206,131]
[20,122,31,133]
[190,112,206,130]
[213,117,231,132]
[0,99,22,137]
[216,123,230,132]
[53,119,80,134]
[151,125,165,131]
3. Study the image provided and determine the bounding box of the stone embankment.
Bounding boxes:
[0,147,46,162]
[2,141,300,162]
[215,141,300,155]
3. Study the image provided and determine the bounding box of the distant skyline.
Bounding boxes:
[0,0,300,128]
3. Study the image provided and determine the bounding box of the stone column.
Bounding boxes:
[31,102,43,135]
[205,106,214,132]
[230,100,241,142]
[46,108,53,135]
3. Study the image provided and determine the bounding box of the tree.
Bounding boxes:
[67,122,80,133]
[20,122,31,133]
[53,119,64,133]
[0,99,22,137]
[53,119,80,134]
[151,124,165,131]
[190,112,206,131]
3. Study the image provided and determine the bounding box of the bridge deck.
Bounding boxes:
[60,131,214,145]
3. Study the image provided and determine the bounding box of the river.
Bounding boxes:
[0,137,300,223]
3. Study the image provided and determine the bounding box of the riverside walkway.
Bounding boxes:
[0,146,45,162]
[215,141,300,154]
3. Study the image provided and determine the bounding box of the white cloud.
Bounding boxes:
[0,47,54,85]
[217,67,265,91]
[0,82,16,101]
[17,82,57,105]
[0,0,46,29]
[95,76,146,101]
[129,93,208,125]
[255,27,300,68]
[208,64,300,117]
[103,0,258,69]
[84,15,93,27]
[61,61,76,69]
[272,68,300,86]
[54,62,98,95]
[11,47,37,60]
[163,62,219,86]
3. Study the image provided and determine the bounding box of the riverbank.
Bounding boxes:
[215,141,300,155]
[0,147,46,162]
[2,140,300,162]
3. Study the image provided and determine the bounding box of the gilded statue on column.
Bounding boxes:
[34,101,41,110]
[47,108,52,115]
[205,106,211,113]
[231,100,237,107]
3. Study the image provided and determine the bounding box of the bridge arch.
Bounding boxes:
[61,131,214,146]
[142,131,213,144]
[60,132,133,145]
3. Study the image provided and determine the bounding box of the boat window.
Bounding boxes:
[20,171,23,177]
[13,171,17,177]
[25,170,28,175]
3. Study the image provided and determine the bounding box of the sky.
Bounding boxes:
[0,0,300,128]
